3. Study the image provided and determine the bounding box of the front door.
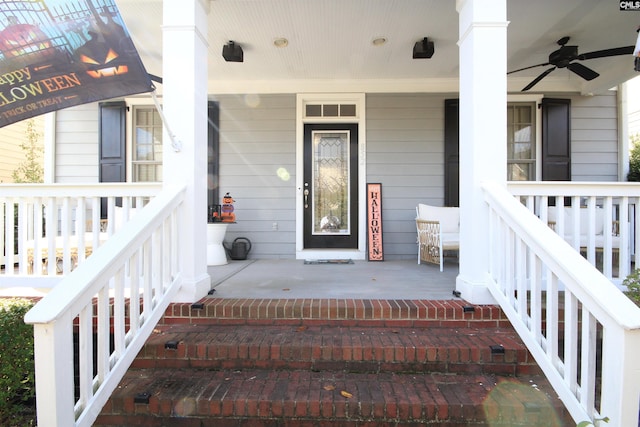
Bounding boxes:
[303,123,358,249]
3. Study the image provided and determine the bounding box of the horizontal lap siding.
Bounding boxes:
[366,93,447,259]
[54,104,100,183]
[214,94,297,258]
[570,93,619,181]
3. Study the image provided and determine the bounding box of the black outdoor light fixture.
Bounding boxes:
[222,40,243,62]
[413,37,435,59]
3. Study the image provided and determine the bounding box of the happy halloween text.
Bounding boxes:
[0,66,81,120]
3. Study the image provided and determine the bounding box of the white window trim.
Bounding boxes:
[124,97,159,183]
[43,112,56,184]
[295,93,367,260]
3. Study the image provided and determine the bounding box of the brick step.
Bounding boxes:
[97,299,571,425]
[96,368,571,426]
[160,298,512,328]
[133,323,542,376]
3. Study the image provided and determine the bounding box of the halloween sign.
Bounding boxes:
[367,183,383,261]
[0,0,153,127]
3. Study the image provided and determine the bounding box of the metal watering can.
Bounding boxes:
[224,237,252,260]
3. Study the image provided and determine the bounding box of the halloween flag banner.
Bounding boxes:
[0,0,154,128]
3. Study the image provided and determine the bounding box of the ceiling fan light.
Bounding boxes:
[508,35,634,91]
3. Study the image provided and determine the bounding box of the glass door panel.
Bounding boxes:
[312,130,350,235]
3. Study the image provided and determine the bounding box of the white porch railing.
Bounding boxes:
[508,181,640,285]
[487,181,640,426]
[0,183,161,286]
[23,185,186,427]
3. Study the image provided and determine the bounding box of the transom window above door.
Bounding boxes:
[304,103,357,118]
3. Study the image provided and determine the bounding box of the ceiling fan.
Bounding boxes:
[508,36,634,91]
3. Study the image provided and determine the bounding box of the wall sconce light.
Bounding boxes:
[222,41,243,62]
[412,37,435,59]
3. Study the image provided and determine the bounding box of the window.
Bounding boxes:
[304,103,357,118]
[507,103,535,181]
[132,106,163,182]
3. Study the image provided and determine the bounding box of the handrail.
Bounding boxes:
[508,181,640,284]
[24,185,186,427]
[485,181,640,426]
[0,183,161,284]
[508,180,640,197]
[0,182,161,198]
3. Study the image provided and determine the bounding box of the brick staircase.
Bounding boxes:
[95,298,574,426]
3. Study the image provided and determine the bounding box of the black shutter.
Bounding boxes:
[208,101,220,208]
[99,101,126,214]
[541,98,571,181]
[99,101,127,183]
[444,99,459,207]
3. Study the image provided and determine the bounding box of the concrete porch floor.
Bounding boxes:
[207,258,459,300]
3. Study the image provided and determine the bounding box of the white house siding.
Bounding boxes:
[570,93,619,182]
[630,108,640,139]
[54,104,100,183]
[213,94,298,259]
[366,93,448,259]
[627,76,640,138]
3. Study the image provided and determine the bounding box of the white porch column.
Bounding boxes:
[162,0,210,302]
[456,0,508,304]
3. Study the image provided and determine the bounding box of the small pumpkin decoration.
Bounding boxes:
[221,192,236,223]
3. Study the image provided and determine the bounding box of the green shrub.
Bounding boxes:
[623,269,640,307]
[0,298,35,422]
[628,133,640,182]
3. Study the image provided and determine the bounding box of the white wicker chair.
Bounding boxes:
[415,204,460,271]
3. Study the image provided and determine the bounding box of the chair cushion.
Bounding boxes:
[417,204,459,233]
[441,232,460,250]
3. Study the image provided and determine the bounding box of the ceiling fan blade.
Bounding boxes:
[567,62,599,81]
[577,45,634,60]
[507,62,550,74]
[521,67,556,91]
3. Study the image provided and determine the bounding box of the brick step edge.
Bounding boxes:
[133,324,541,376]
[160,299,513,327]
[97,368,572,426]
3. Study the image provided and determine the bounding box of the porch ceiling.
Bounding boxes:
[116,0,640,95]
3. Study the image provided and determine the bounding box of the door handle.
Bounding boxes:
[303,189,309,208]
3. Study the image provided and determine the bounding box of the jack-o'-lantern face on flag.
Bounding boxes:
[0,1,153,128]
[81,47,128,77]
[77,32,130,79]
[0,22,55,61]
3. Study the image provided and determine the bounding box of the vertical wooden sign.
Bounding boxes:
[367,183,383,261]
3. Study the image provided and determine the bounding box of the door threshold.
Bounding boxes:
[296,249,365,261]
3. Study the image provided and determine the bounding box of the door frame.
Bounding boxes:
[296,93,367,260]
[303,123,359,249]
